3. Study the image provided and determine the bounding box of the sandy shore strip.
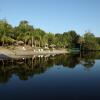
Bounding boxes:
[0,46,69,59]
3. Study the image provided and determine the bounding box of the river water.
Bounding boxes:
[0,52,100,100]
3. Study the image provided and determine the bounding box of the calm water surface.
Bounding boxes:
[0,52,100,100]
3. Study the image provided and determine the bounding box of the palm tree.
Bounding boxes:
[0,19,13,46]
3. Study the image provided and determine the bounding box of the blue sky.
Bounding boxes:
[0,0,100,36]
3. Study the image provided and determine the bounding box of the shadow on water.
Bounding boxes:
[0,54,12,60]
[0,52,100,84]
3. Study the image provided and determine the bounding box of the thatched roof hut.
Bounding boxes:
[16,41,24,45]
[49,44,56,48]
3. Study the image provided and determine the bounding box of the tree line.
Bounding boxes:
[0,19,100,50]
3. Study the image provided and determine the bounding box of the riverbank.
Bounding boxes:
[0,46,68,59]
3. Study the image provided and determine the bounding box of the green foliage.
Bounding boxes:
[0,19,99,50]
[0,19,14,45]
[46,32,55,45]
[63,31,80,48]
[55,33,68,48]
[83,32,98,50]
[96,37,100,45]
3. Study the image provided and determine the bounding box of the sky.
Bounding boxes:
[0,0,100,36]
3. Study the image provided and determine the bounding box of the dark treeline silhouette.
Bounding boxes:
[0,52,100,84]
[0,19,100,50]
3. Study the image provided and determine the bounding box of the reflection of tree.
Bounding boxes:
[63,54,80,68]
[0,56,54,83]
[83,59,95,69]
[53,54,80,68]
[80,52,96,69]
[0,52,99,83]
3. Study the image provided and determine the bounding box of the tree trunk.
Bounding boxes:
[39,42,40,47]
[35,41,36,48]
[2,40,4,47]
[25,39,26,46]
[32,36,34,47]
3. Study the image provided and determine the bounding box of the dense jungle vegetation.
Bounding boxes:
[0,19,100,50]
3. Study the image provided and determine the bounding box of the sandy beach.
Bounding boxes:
[0,46,68,59]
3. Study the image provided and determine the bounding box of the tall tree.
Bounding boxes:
[14,20,34,45]
[55,33,67,48]
[46,32,55,46]
[34,28,46,47]
[83,32,97,50]
[63,30,79,48]
[0,19,14,46]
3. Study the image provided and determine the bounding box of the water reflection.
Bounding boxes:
[0,52,100,83]
[80,52,99,69]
